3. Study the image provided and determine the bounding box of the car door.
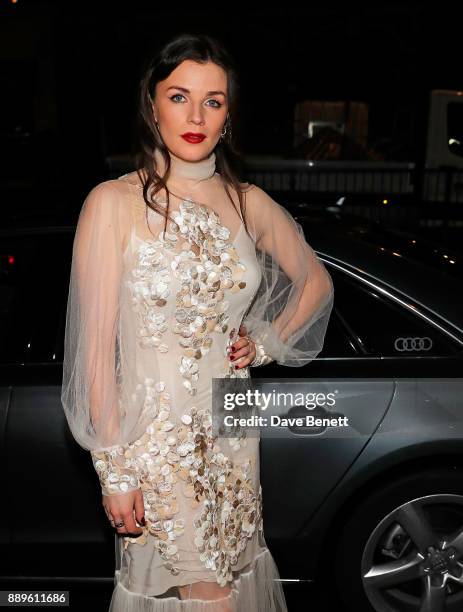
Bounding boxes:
[254,261,463,545]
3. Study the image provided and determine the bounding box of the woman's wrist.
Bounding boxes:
[249,340,274,367]
[91,447,140,496]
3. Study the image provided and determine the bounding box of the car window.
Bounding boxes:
[315,309,358,357]
[330,268,461,357]
[0,230,73,365]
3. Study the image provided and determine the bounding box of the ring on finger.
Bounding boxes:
[243,335,253,351]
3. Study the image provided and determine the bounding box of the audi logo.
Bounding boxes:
[394,337,433,352]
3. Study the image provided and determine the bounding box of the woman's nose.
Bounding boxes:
[188,106,205,125]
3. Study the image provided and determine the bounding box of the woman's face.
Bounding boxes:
[152,59,228,162]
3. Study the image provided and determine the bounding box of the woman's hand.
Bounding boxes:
[102,489,145,537]
[228,324,256,368]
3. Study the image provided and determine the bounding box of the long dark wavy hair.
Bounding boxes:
[130,32,252,239]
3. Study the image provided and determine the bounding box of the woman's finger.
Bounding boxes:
[112,513,128,535]
[233,337,250,352]
[230,331,254,354]
[120,509,143,536]
[230,341,256,368]
[234,354,255,368]
[134,491,146,527]
[230,345,251,360]
[103,491,145,536]
[238,324,248,336]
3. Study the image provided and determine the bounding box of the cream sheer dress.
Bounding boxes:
[60,146,334,611]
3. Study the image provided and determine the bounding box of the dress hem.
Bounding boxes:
[108,544,288,611]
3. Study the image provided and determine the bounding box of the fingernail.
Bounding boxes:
[141,516,146,526]
[230,355,235,361]
[231,347,236,352]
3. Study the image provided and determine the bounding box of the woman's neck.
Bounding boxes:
[153,147,217,190]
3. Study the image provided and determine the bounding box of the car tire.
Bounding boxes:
[330,467,463,612]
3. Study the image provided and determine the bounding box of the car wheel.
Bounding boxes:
[332,468,463,612]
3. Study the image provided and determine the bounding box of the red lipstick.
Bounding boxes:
[181,132,206,143]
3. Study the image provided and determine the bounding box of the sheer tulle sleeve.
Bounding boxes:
[60,181,154,495]
[241,185,334,367]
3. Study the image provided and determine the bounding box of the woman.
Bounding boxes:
[61,32,334,611]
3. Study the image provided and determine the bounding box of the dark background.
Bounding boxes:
[1,1,461,212]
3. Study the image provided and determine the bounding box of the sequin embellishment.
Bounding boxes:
[171,199,247,395]
[128,197,248,395]
[119,380,264,585]
[115,189,263,585]
[127,243,171,352]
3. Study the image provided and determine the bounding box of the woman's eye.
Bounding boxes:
[169,94,221,108]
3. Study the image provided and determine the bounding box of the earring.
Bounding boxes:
[220,114,230,139]
[152,105,159,129]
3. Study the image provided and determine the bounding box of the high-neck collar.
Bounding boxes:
[153,147,216,184]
